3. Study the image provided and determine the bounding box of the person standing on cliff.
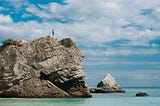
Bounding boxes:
[52,28,54,37]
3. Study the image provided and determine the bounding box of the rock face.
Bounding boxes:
[135,92,149,97]
[90,73,125,93]
[0,36,91,98]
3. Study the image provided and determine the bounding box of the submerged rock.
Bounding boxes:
[135,92,149,97]
[0,36,91,98]
[90,73,125,93]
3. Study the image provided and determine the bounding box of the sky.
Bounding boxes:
[0,0,160,87]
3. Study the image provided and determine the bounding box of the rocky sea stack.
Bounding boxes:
[90,73,125,93]
[0,36,91,98]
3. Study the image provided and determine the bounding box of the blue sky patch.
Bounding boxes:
[141,8,154,16]
[28,0,66,5]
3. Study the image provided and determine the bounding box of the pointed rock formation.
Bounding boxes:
[90,73,125,93]
[0,36,91,98]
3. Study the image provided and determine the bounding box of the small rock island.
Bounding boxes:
[0,36,91,98]
[90,73,125,93]
[135,92,149,97]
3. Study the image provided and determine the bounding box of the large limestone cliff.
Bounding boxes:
[0,36,91,98]
[90,73,125,93]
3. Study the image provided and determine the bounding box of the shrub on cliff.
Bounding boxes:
[59,38,76,48]
[2,38,17,46]
[2,39,27,47]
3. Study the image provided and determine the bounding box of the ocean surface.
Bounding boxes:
[0,88,160,106]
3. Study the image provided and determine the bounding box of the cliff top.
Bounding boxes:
[1,36,76,49]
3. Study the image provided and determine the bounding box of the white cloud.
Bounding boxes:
[0,7,5,11]
[21,13,33,18]
[23,0,160,47]
[82,48,159,56]
[84,55,160,65]
[0,0,160,58]
[26,4,51,19]
[0,21,53,41]
[122,70,160,80]
[7,0,29,10]
[82,47,160,65]
[0,15,13,24]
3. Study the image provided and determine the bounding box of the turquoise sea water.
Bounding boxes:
[0,88,160,106]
